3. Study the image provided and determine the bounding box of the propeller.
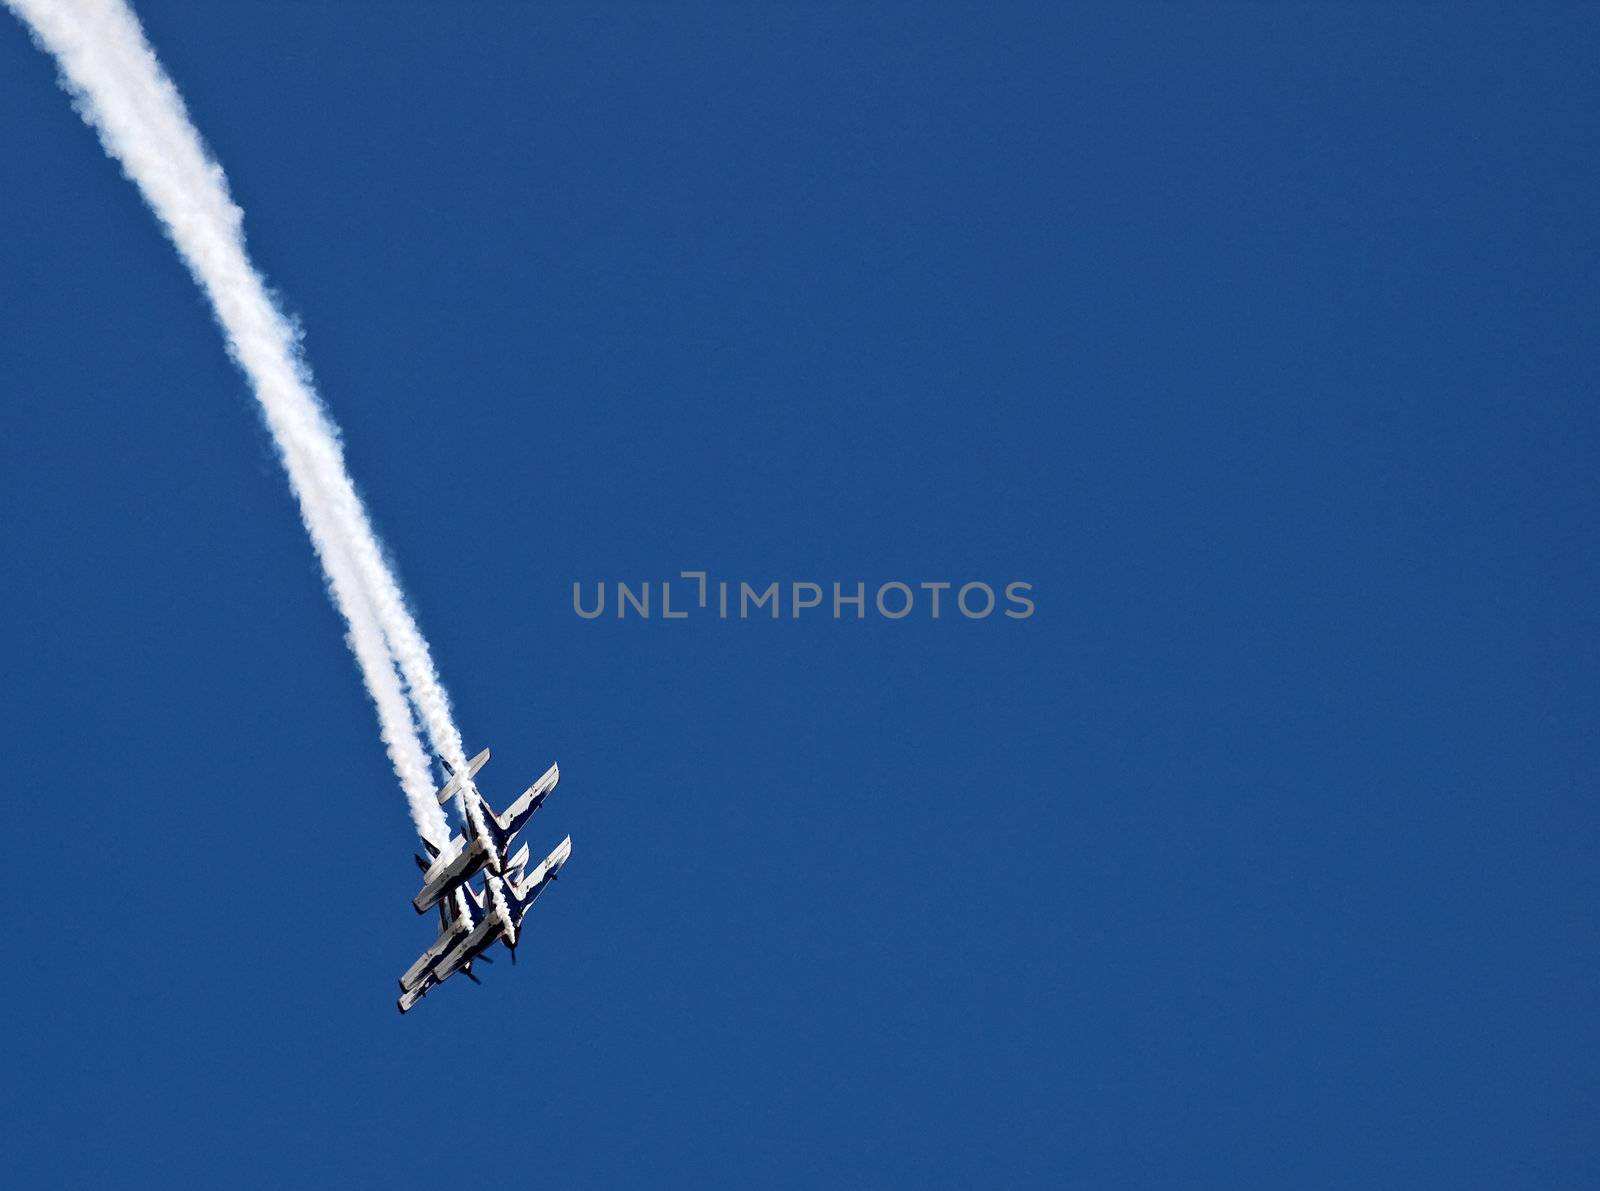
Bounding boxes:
[463,966,481,985]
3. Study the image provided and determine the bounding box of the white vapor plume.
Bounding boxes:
[7,0,466,842]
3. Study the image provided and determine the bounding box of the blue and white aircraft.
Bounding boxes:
[398,835,572,1014]
[397,747,571,1013]
[411,749,560,913]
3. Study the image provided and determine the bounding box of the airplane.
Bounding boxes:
[412,748,561,914]
[397,866,484,1014]
[424,835,573,991]
[396,840,539,1014]
[397,836,570,1013]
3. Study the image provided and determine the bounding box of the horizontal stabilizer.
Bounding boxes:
[435,747,491,807]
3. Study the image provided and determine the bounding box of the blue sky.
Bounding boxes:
[1,3,1595,1186]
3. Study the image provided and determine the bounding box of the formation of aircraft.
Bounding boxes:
[397,747,571,1013]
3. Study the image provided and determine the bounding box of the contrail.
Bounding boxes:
[7,0,465,841]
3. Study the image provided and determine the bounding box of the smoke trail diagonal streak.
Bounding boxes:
[6,0,468,842]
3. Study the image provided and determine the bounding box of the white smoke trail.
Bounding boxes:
[7,0,466,840]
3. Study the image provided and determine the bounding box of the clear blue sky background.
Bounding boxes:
[1,3,1594,1186]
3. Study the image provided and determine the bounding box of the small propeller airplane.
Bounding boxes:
[398,877,485,1013]
[398,836,572,1014]
[396,747,572,1014]
[411,748,560,913]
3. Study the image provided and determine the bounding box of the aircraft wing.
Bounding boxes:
[431,915,500,984]
[398,978,434,1014]
[527,835,573,887]
[412,835,490,914]
[399,931,456,993]
[491,763,559,836]
[399,884,483,992]
[506,835,572,920]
